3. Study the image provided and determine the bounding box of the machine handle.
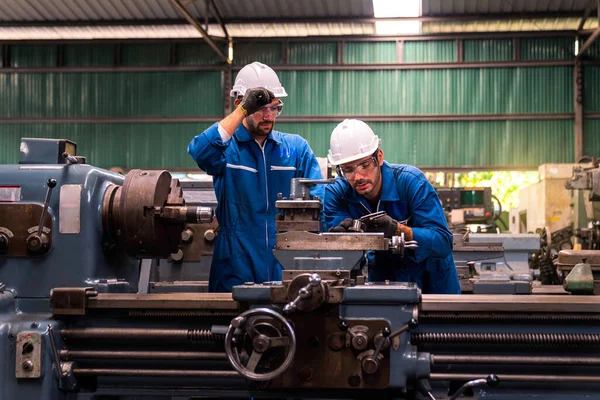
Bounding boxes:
[37,179,56,236]
[416,374,500,400]
[46,325,64,379]
[283,273,321,314]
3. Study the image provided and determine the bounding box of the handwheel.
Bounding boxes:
[224,308,296,381]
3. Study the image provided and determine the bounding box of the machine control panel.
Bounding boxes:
[15,331,42,379]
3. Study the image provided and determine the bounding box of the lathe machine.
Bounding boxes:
[1,139,600,399]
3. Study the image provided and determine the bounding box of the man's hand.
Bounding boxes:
[239,87,275,116]
[329,218,354,232]
[363,214,413,239]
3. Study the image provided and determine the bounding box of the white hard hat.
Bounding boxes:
[328,119,381,166]
[230,61,288,98]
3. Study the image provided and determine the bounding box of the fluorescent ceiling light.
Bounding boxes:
[373,0,422,34]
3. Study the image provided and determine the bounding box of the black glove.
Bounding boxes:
[239,87,275,116]
[329,218,354,232]
[363,214,399,238]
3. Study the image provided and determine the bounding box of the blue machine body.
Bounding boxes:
[0,163,139,305]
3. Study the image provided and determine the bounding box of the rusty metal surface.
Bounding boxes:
[177,220,219,262]
[275,221,321,232]
[275,231,388,251]
[0,203,52,257]
[557,249,600,268]
[422,294,600,313]
[103,169,186,258]
[50,287,97,315]
[86,293,238,310]
[266,305,390,389]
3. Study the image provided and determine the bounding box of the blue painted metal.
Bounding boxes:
[0,164,139,300]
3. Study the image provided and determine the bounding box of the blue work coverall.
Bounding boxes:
[323,162,460,294]
[188,122,323,292]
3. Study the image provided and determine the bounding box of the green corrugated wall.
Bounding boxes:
[464,39,513,61]
[404,40,456,63]
[0,71,222,117]
[288,42,338,64]
[0,38,592,169]
[280,68,572,115]
[344,42,397,64]
[278,120,574,168]
[520,37,574,60]
[0,123,210,168]
[65,44,115,66]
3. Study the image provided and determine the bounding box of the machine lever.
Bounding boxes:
[38,179,56,236]
[46,325,64,379]
[447,374,500,400]
[416,374,499,400]
[363,319,418,374]
[283,273,321,314]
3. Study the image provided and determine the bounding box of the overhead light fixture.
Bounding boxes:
[372,0,422,35]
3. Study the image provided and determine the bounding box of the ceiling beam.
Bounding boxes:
[0,12,591,28]
[169,0,229,64]
[577,25,600,58]
[577,0,598,31]
[209,0,229,41]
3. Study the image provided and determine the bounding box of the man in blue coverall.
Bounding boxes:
[323,119,460,294]
[188,62,323,292]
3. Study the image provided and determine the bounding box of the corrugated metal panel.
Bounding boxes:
[175,43,223,65]
[422,0,590,14]
[583,119,600,158]
[122,43,170,66]
[0,23,375,40]
[0,72,223,117]
[64,44,115,66]
[344,41,396,64]
[0,0,373,22]
[272,120,574,167]
[423,18,591,34]
[585,67,600,112]
[521,37,574,60]
[404,41,456,63]
[288,42,338,64]
[463,39,513,61]
[587,39,600,59]
[0,119,575,169]
[279,67,572,115]
[11,45,57,67]
[233,42,282,65]
[0,123,212,169]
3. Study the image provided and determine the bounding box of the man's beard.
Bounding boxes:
[247,118,274,137]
